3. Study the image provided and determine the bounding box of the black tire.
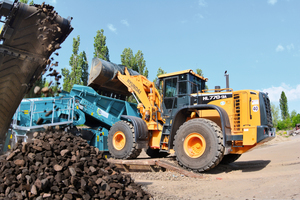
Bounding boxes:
[220,154,241,164]
[108,121,141,159]
[173,118,224,172]
[145,148,170,158]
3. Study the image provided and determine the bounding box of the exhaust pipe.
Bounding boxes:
[224,71,229,92]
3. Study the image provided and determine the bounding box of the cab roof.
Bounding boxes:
[158,69,208,82]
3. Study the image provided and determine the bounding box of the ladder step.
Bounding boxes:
[159,149,168,153]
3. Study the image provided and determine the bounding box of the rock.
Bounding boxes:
[14,159,25,167]
[60,149,69,156]
[89,166,97,173]
[6,149,20,161]
[69,167,76,176]
[34,86,41,94]
[31,185,37,196]
[54,164,63,172]
[41,87,49,93]
[32,145,43,151]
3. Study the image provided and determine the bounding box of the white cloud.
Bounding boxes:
[276,45,284,52]
[49,0,56,4]
[286,43,294,51]
[261,83,300,102]
[121,20,129,27]
[268,0,277,5]
[198,0,207,7]
[195,14,204,19]
[107,24,117,33]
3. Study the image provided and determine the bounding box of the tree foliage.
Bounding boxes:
[19,0,34,5]
[195,68,208,90]
[196,68,203,77]
[62,36,89,92]
[93,29,110,61]
[121,48,148,78]
[153,67,167,93]
[79,51,89,86]
[271,103,280,128]
[279,91,289,120]
[25,77,46,98]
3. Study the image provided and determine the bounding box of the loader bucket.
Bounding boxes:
[88,58,140,97]
[0,1,73,147]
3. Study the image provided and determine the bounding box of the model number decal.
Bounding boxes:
[252,105,259,112]
[203,95,227,101]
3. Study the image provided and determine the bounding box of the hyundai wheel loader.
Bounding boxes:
[88,58,275,172]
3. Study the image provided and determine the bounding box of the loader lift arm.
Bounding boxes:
[117,67,163,131]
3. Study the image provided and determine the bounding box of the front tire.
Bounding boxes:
[108,121,141,159]
[173,118,224,172]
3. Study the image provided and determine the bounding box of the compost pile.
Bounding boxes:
[0,131,150,200]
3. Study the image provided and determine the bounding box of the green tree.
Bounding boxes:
[19,0,34,5]
[121,48,148,78]
[291,112,300,128]
[62,36,89,91]
[121,48,135,69]
[153,67,167,93]
[271,103,280,128]
[134,50,148,78]
[94,29,110,61]
[279,91,289,120]
[62,68,71,92]
[25,76,46,98]
[154,67,167,82]
[195,68,208,90]
[196,68,203,77]
[78,51,89,85]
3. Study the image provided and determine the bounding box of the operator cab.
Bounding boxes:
[157,70,207,118]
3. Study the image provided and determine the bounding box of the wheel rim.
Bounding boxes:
[113,131,126,150]
[184,133,206,158]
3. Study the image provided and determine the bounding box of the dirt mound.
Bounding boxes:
[264,134,290,145]
[0,131,150,199]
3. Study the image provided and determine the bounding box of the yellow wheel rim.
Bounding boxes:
[113,131,126,150]
[184,133,206,158]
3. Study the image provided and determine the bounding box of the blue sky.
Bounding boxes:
[33,0,300,115]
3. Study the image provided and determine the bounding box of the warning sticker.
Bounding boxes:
[252,100,259,105]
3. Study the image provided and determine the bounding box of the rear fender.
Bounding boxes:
[121,115,148,149]
[168,105,231,149]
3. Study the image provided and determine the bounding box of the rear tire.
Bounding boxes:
[145,148,170,158]
[108,121,141,159]
[173,118,224,172]
[221,154,241,164]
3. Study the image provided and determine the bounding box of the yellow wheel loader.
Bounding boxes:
[88,58,275,172]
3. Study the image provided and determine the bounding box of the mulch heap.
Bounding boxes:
[0,131,151,200]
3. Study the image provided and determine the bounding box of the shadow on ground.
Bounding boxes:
[206,160,271,174]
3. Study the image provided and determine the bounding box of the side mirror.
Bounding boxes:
[155,79,161,89]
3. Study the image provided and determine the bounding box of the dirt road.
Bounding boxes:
[130,135,300,199]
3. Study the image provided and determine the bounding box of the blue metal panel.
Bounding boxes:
[4,84,142,153]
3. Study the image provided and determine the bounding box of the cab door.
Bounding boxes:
[163,77,178,118]
[162,75,189,118]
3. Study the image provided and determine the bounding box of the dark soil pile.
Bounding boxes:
[0,131,150,200]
